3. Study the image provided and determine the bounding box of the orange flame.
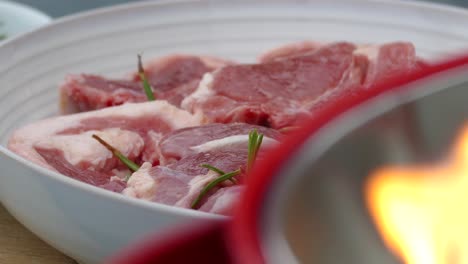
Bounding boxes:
[366,125,468,264]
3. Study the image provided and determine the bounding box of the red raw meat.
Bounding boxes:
[123,153,244,215]
[8,101,203,188]
[9,41,426,214]
[122,156,240,211]
[353,42,421,87]
[122,123,280,214]
[158,123,282,165]
[183,42,358,128]
[183,41,424,129]
[166,151,248,177]
[60,55,233,113]
[60,75,143,114]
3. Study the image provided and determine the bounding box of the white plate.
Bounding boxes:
[0,0,51,40]
[1,0,468,263]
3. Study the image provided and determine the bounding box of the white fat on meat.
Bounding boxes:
[353,44,379,62]
[122,162,219,204]
[181,73,214,111]
[122,162,155,200]
[174,171,220,208]
[122,162,224,210]
[190,134,278,153]
[146,100,205,129]
[209,191,237,213]
[141,130,164,165]
[199,186,244,214]
[35,128,143,168]
[8,100,203,170]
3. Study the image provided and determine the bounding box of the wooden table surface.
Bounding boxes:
[0,204,76,263]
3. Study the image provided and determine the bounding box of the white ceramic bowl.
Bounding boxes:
[1,0,468,263]
[0,0,51,40]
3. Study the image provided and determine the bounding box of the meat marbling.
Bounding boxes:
[183,41,424,129]
[123,123,280,215]
[60,54,233,113]
[158,123,282,165]
[9,40,425,214]
[8,101,203,189]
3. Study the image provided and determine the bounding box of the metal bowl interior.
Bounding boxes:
[261,64,468,263]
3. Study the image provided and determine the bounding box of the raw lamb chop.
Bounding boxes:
[7,40,425,215]
[124,163,245,215]
[8,101,203,190]
[122,161,240,211]
[183,41,424,129]
[123,123,281,215]
[60,55,233,113]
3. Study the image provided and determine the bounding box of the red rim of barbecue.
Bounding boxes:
[228,54,468,263]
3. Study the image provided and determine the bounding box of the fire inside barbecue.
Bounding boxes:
[366,125,468,264]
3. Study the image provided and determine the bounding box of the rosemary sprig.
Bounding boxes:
[191,129,265,209]
[137,54,156,101]
[201,164,237,184]
[190,130,264,209]
[201,164,226,175]
[247,129,264,172]
[191,169,241,209]
[92,134,140,173]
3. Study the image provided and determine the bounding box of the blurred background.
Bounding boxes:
[10,0,468,18]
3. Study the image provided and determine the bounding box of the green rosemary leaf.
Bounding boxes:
[92,134,140,173]
[201,164,226,175]
[137,54,156,101]
[201,164,237,184]
[247,129,264,173]
[192,129,264,209]
[191,169,241,209]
